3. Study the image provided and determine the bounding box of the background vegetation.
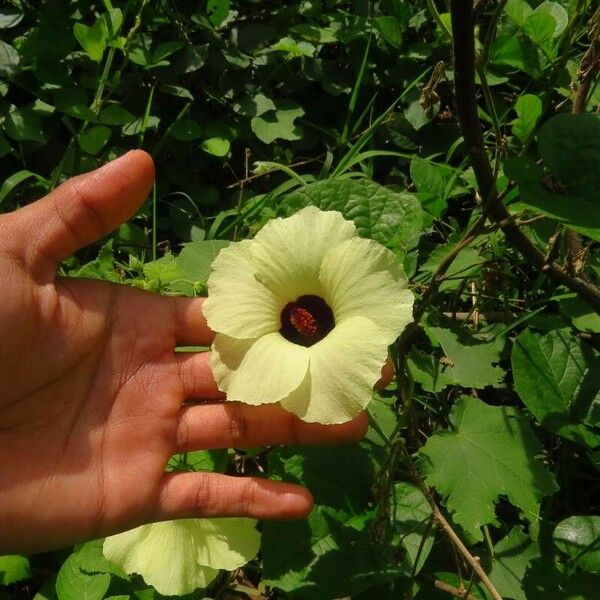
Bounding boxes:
[1,0,600,598]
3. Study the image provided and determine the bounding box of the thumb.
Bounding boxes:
[15,150,154,277]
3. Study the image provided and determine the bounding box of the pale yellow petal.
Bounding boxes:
[211,332,309,405]
[279,316,388,424]
[319,236,413,342]
[204,240,280,339]
[195,518,260,571]
[103,521,219,596]
[250,206,357,300]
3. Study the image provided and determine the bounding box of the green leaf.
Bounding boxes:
[0,134,10,158]
[73,540,127,578]
[70,241,120,282]
[170,118,204,141]
[512,329,600,448]
[512,94,542,142]
[524,557,600,599]
[201,136,230,156]
[0,170,47,207]
[425,321,505,389]
[0,555,31,585]
[391,483,434,574]
[142,253,183,291]
[99,105,136,126]
[488,527,540,600]
[73,19,107,62]
[263,445,405,599]
[282,178,422,253]
[176,240,230,289]
[537,2,568,36]
[505,0,533,28]
[56,554,110,600]
[407,348,455,393]
[519,182,600,241]
[410,157,457,199]
[419,396,558,540]
[233,93,276,117]
[558,295,600,334]
[419,243,482,291]
[53,88,95,121]
[554,516,600,574]
[0,40,19,78]
[207,0,230,27]
[538,114,600,196]
[0,6,24,29]
[523,11,556,52]
[251,100,304,143]
[4,106,45,142]
[375,16,402,48]
[151,41,185,64]
[78,125,111,155]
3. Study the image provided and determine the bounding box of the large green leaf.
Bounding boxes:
[419,396,558,540]
[487,527,540,600]
[282,178,422,252]
[512,329,600,448]
[554,516,600,574]
[262,445,405,599]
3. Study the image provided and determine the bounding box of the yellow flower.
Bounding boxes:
[204,206,413,424]
[103,518,260,596]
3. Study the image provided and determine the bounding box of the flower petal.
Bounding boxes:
[250,206,357,300]
[103,520,219,596]
[212,332,309,404]
[194,518,260,571]
[204,240,280,339]
[319,236,414,342]
[280,316,388,424]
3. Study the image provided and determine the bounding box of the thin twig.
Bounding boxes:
[420,576,480,600]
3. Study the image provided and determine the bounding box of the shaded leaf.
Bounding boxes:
[512,329,600,448]
[488,527,540,600]
[554,516,600,574]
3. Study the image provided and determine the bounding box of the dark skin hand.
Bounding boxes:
[0,151,392,554]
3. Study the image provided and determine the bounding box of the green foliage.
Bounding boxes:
[419,396,558,540]
[512,328,600,448]
[2,0,600,598]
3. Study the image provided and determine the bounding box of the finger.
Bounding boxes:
[16,151,154,276]
[172,296,214,346]
[176,401,369,451]
[177,351,224,400]
[155,472,313,520]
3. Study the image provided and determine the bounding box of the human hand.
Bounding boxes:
[0,151,372,554]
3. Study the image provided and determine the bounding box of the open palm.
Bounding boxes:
[0,151,367,553]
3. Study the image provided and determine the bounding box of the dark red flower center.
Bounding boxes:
[280,295,335,346]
